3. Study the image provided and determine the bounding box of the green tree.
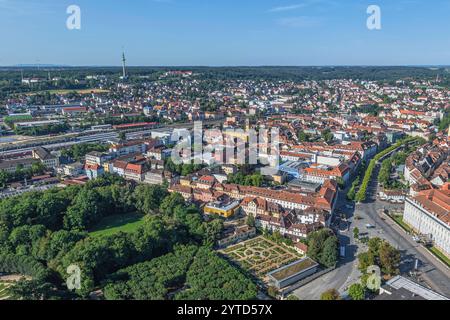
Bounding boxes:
[63,189,102,231]
[348,283,366,300]
[0,170,9,189]
[133,184,168,215]
[246,214,255,228]
[320,288,341,300]
[357,252,375,272]
[203,219,224,245]
[160,192,185,216]
[9,279,55,300]
[297,130,310,142]
[175,247,257,300]
[353,227,360,240]
[379,241,401,276]
[118,132,126,141]
[322,129,334,143]
[320,236,339,268]
[307,228,338,267]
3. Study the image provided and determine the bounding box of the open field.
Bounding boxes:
[89,213,145,238]
[221,236,302,278]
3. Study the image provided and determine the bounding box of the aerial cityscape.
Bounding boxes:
[0,0,449,306]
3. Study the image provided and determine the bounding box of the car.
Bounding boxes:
[365,224,376,229]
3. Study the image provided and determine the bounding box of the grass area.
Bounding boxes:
[25,89,110,96]
[391,214,412,233]
[428,247,450,268]
[89,213,145,238]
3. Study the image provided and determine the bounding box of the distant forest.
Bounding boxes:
[0,66,449,100]
[0,66,448,81]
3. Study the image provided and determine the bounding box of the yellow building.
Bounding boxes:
[180,176,192,186]
[103,162,111,173]
[203,200,240,218]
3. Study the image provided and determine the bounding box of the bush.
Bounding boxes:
[348,283,366,300]
[321,288,341,300]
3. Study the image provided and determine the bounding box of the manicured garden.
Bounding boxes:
[221,236,303,277]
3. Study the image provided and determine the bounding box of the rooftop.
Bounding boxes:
[377,276,449,301]
[268,257,318,281]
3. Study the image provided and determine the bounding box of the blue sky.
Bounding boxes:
[0,0,449,66]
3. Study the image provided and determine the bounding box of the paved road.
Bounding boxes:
[355,164,450,296]
[294,159,450,300]
[294,187,360,300]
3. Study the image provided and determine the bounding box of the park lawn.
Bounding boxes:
[429,247,450,268]
[89,213,145,238]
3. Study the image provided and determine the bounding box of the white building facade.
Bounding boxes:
[403,195,450,258]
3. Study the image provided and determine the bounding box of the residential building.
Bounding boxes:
[85,151,111,166]
[110,141,147,157]
[85,163,104,180]
[0,158,39,174]
[32,147,60,168]
[217,225,257,248]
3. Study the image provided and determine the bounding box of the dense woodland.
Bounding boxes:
[0,174,257,300]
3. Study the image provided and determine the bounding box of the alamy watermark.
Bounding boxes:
[66,264,81,291]
[367,5,382,30]
[66,5,81,30]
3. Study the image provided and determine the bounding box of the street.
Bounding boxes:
[294,162,450,299]
[354,164,450,296]
[294,186,360,299]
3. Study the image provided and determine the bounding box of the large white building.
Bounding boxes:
[403,184,450,258]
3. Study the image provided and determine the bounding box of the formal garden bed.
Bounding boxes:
[220,236,303,278]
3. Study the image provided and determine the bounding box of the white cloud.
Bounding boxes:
[277,16,322,28]
[268,4,308,13]
[268,0,336,13]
